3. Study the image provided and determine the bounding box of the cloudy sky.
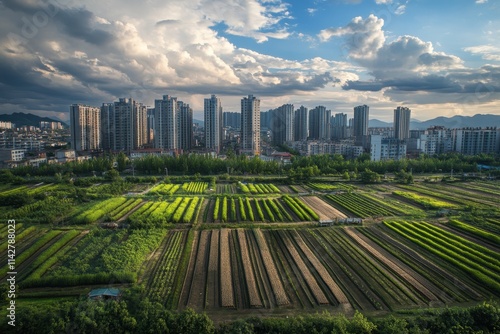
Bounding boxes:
[1,0,499,122]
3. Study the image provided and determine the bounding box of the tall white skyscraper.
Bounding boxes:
[70,104,101,151]
[241,95,260,155]
[394,106,411,140]
[155,95,178,150]
[204,95,223,153]
[354,105,369,144]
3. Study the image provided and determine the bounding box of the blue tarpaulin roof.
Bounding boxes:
[88,288,120,298]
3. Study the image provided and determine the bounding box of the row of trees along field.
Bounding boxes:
[2,293,499,334]
[5,152,500,178]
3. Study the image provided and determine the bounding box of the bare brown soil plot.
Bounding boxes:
[290,230,350,306]
[220,229,235,308]
[278,185,293,194]
[345,228,438,303]
[206,230,220,308]
[300,196,347,220]
[186,230,210,310]
[281,232,329,305]
[237,229,263,308]
[253,229,290,306]
[266,230,314,308]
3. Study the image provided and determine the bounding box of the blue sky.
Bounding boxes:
[0,0,499,122]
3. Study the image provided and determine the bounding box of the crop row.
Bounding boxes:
[74,197,128,224]
[448,220,500,245]
[307,183,349,192]
[211,196,313,223]
[282,196,319,221]
[22,230,82,281]
[239,182,280,194]
[149,183,180,195]
[108,198,143,221]
[325,193,400,218]
[181,182,208,194]
[147,231,185,303]
[128,198,202,227]
[384,221,500,294]
[392,191,458,209]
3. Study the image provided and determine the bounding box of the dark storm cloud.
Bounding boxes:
[343,75,463,93]
[343,64,500,97]
[165,72,338,97]
[55,8,114,46]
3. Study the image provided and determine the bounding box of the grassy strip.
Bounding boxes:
[21,271,135,288]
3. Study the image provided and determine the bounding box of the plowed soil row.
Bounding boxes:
[300,196,347,220]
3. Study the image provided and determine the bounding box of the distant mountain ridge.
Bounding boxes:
[369,114,500,129]
[0,112,67,128]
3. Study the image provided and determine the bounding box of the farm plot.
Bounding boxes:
[324,193,405,218]
[216,184,236,194]
[208,196,318,223]
[22,228,166,288]
[304,228,433,311]
[299,196,347,220]
[144,230,187,305]
[148,183,180,195]
[306,183,351,192]
[396,184,497,209]
[181,182,208,194]
[357,225,483,303]
[384,221,500,297]
[178,226,455,312]
[178,228,349,311]
[239,182,281,194]
[392,191,458,210]
[446,220,500,246]
[127,198,202,227]
[73,197,132,224]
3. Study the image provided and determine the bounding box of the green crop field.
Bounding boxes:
[1,177,499,328]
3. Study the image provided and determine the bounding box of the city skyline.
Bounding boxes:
[0,0,499,122]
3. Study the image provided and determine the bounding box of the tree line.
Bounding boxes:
[4,152,500,179]
[3,291,499,334]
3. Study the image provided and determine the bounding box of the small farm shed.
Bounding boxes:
[88,288,121,300]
